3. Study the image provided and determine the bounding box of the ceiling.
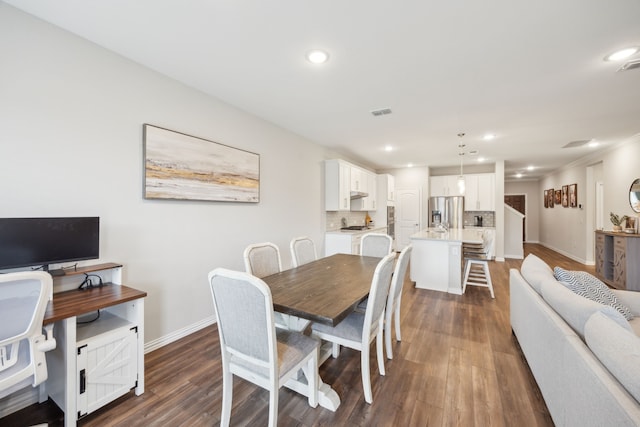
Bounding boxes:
[6,0,640,180]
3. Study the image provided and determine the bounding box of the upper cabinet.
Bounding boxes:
[464,173,495,211]
[325,160,378,211]
[430,175,462,197]
[325,159,351,211]
[381,174,395,203]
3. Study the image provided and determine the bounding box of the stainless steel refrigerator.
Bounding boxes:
[428,196,464,229]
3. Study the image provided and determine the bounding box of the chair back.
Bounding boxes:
[290,236,317,267]
[361,233,393,258]
[208,268,276,370]
[388,244,412,308]
[0,271,54,398]
[244,242,283,278]
[363,253,396,336]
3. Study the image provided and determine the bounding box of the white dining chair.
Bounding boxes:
[243,242,283,279]
[290,236,318,267]
[360,233,393,258]
[384,244,412,359]
[208,268,319,427]
[311,252,396,404]
[0,271,57,400]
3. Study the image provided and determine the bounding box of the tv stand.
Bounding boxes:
[48,268,66,277]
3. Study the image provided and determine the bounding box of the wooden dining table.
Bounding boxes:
[260,252,383,411]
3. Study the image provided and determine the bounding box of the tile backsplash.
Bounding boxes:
[463,211,495,227]
[326,211,368,231]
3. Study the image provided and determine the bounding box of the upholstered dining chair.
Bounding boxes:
[384,244,412,359]
[311,252,395,404]
[289,236,318,267]
[208,268,319,427]
[360,233,393,258]
[0,271,57,401]
[243,242,283,279]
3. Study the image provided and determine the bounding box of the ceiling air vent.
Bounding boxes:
[370,108,392,117]
[562,140,590,148]
[618,59,640,72]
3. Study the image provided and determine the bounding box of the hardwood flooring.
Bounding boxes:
[3,244,593,427]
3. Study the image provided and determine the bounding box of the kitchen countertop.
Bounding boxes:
[325,226,386,235]
[410,228,484,243]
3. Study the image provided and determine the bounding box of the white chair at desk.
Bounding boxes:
[0,271,57,400]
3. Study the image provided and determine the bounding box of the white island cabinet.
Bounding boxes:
[410,228,484,294]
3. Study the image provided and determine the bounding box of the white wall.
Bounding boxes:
[505,180,541,242]
[538,138,640,263]
[0,5,330,347]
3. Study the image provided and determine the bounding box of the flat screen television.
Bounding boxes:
[0,217,100,275]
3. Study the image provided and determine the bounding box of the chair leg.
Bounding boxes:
[332,342,340,358]
[394,300,402,342]
[361,346,373,404]
[304,354,319,408]
[462,259,471,294]
[385,310,393,360]
[268,382,278,427]
[220,367,233,427]
[485,262,495,298]
[376,323,385,376]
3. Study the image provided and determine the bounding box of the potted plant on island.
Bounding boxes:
[610,212,628,232]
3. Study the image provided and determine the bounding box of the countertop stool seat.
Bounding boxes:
[462,232,495,298]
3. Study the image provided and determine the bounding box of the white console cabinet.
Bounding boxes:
[44,263,146,426]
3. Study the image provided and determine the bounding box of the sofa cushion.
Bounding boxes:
[585,312,640,403]
[554,267,634,320]
[542,277,632,339]
[521,254,554,295]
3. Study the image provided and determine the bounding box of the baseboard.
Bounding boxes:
[504,254,524,260]
[539,243,589,265]
[144,315,216,353]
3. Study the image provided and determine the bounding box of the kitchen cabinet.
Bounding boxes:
[430,175,462,197]
[325,159,351,211]
[595,231,640,290]
[325,227,387,256]
[350,166,367,193]
[465,173,495,211]
[351,172,377,211]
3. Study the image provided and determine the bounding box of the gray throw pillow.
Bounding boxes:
[554,267,634,320]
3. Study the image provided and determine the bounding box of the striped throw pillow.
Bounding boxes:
[554,267,634,321]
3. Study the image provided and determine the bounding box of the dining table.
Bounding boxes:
[260,253,382,411]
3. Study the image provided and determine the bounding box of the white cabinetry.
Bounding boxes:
[351,172,378,211]
[465,173,495,211]
[386,174,395,202]
[350,167,366,193]
[325,160,351,211]
[325,227,387,256]
[430,175,462,196]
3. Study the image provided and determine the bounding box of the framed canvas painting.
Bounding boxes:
[544,190,549,208]
[143,124,260,202]
[554,189,562,205]
[569,183,577,207]
[548,188,554,208]
[562,185,569,207]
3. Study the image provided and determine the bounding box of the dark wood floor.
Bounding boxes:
[3,244,593,427]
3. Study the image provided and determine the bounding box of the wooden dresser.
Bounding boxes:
[595,230,640,290]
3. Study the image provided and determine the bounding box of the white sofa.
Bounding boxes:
[510,254,640,426]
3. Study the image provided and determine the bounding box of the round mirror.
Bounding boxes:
[630,178,640,213]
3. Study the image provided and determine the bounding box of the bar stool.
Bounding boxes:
[462,231,495,298]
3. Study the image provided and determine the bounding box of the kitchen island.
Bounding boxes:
[410,228,485,294]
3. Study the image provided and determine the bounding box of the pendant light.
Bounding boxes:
[457,133,466,195]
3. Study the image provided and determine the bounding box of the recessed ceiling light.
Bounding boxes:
[482,133,496,141]
[515,173,523,178]
[407,163,413,168]
[527,165,535,171]
[306,49,329,64]
[384,145,393,152]
[477,157,486,162]
[604,47,639,62]
[588,141,600,148]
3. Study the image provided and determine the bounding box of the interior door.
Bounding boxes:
[396,188,421,251]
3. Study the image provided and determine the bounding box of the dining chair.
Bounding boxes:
[360,233,393,258]
[311,252,395,404]
[243,242,283,279]
[0,271,57,401]
[384,244,412,359]
[290,236,318,267]
[208,268,319,427]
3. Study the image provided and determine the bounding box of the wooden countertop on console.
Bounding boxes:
[44,284,147,324]
[595,229,640,238]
